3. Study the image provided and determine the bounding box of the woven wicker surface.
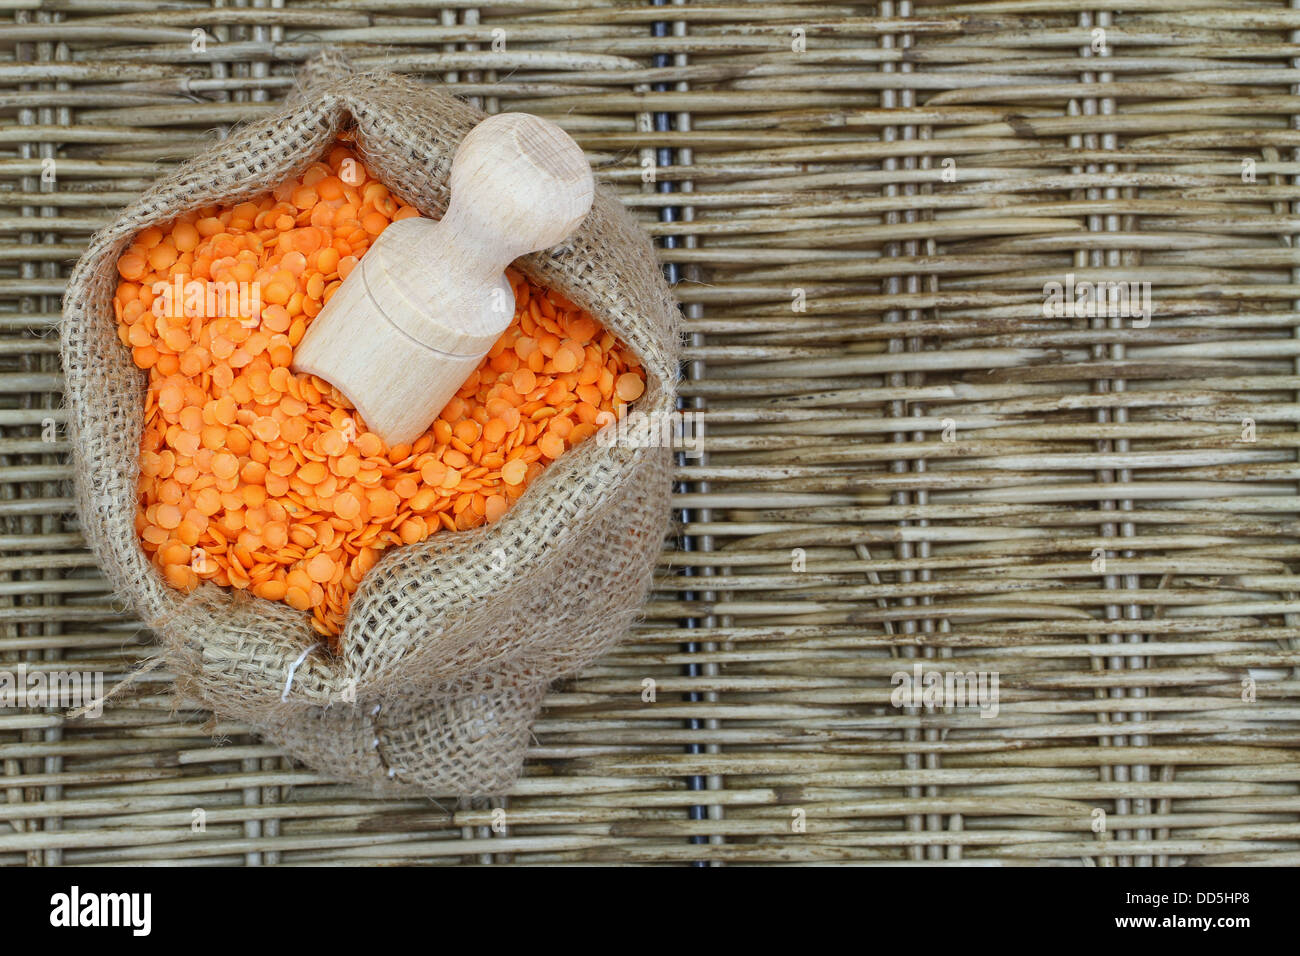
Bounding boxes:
[4,0,1300,866]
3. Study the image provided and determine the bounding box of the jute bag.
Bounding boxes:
[60,52,679,796]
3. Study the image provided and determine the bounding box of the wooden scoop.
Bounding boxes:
[292,112,595,447]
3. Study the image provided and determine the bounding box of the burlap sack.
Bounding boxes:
[60,52,679,797]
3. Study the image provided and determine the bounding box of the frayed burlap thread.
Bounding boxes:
[60,53,679,797]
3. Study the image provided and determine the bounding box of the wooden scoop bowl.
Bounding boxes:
[292,112,595,447]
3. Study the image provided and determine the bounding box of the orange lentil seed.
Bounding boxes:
[117,145,646,652]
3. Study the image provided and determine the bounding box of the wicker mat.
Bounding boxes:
[3,1,1300,865]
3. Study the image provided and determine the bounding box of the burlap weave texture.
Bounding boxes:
[60,52,679,797]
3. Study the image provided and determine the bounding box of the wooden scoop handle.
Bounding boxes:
[292,113,595,447]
